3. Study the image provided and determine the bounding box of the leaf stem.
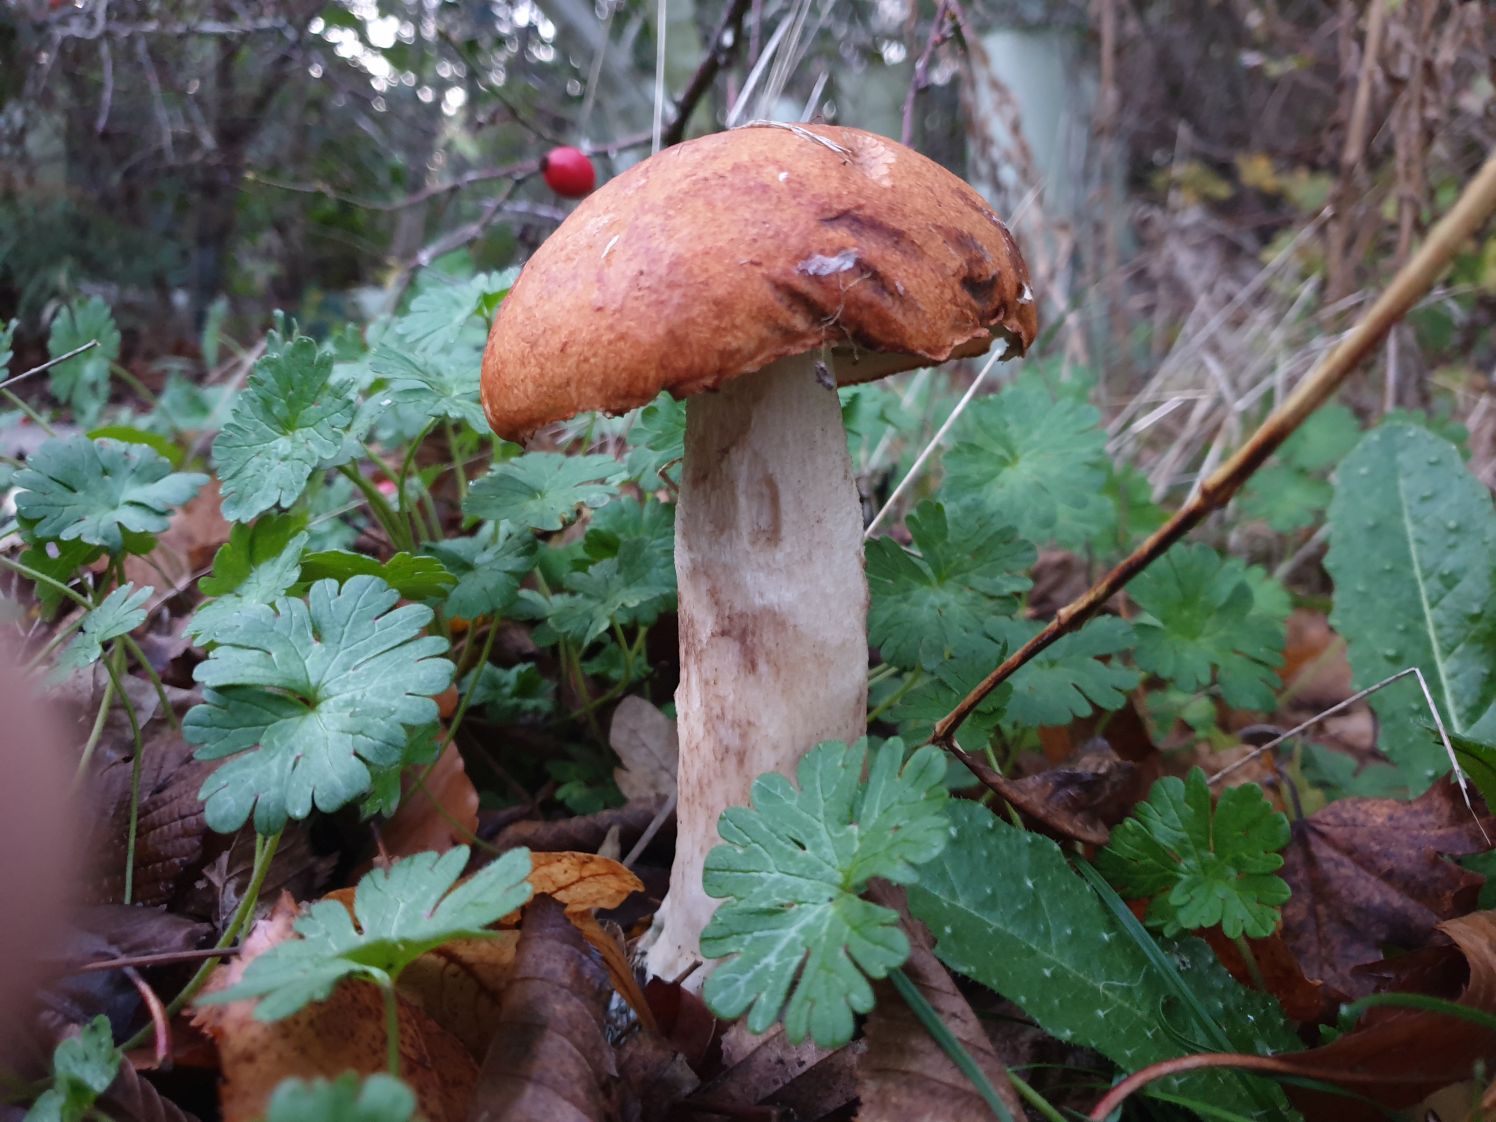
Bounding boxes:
[0,553,92,610]
[121,635,183,735]
[377,973,402,1076]
[1,389,56,436]
[118,828,284,1055]
[74,668,117,783]
[339,464,413,552]
[1231,933,1268,993]
[1006,1072,1070,1122]
[868,669,924,723]
[443,420,468,501]
[104,645,146,905]
[888,967,1016,1122]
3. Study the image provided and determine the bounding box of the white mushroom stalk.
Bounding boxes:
[645,354,869,985]
[476,123,1037,993]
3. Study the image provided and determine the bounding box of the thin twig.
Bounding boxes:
[932,149,1496,748]
[661,0,753,147]
[59,945,246,973]
[864,343,1009,538]
[1207,666,1462,797]
[0,340,100,391]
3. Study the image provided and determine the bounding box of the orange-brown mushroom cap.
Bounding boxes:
[481,122,1038,443]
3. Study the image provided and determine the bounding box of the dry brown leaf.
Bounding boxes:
[690,1023,859,1121]
[954,743,1141,846]
[523,851,644,916]
[395,932,522,1058]
[1281,776,1492,995]
[193,895,477,1122]
[491,799,672,857]
[858,883,1023,1122]
[1201,928,1339,1023]
[104,1059,203,1122]
[377,741,480,860]
[469,895,620,1122]
[36,905,210,1039]
[87,726,215,907]
[1284,910,1496,1121]
[610,697,678,800]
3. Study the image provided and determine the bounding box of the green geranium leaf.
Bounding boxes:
[1327,422,1496,790]
[213,336,359,522]
[0,317,14,373]
[184,575,453,833]
[867,501,1033,670]
[1094,768,1290,939]
[1130,543,1285,710]
[463,662,555,722]
[47,297,119,426]
[52,584,152,679]
[545,535,676,647]
[991,615,1140,726]
[15,436,207,553]
[202,846,532,1020]
[890,637,1012,748]
[625,394,686,485]
[265,1074,415,1122]
[19,538,105,618]
[1239,403,1363,532]
[396,270,515,354]
[367,343,485,430]
[298,550,456,601]
[86,425,184,466]
[189,516,309,643]
[944,377,1108,547]
[464,452,623,532]
[24,1015,120,1122]
[701,738,950,1048]
[425,526,537,619]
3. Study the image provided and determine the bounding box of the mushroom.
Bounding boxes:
[481,122,1037,986]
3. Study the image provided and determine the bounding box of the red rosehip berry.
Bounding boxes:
[542,147,596,198]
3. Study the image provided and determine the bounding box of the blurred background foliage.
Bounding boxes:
[1,0,1493,475]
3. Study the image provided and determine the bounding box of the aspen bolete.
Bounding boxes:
[481,122,1036,985]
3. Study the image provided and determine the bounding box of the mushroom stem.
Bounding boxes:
[646,352,870,987]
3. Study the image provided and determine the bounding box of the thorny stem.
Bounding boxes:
[932,148,1496,751]
[119,829,284,1055]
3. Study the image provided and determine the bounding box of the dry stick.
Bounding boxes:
[660,0,752,148]
[1206,667,1488,844]
[0,339,99,391]
[932,149,1496,749]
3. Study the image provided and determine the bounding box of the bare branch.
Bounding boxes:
[931,149,1496,749]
